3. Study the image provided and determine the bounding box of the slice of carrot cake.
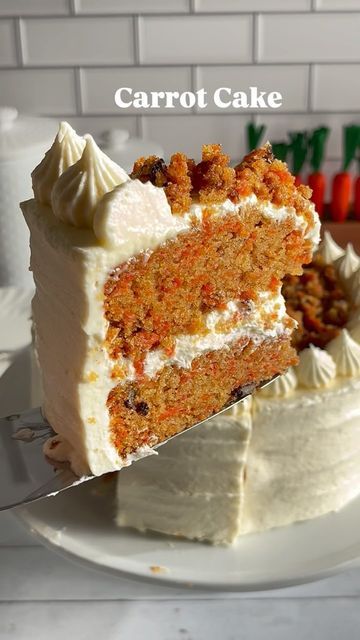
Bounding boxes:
[21,122,320,476]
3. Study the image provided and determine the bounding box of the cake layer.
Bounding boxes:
[108,334,297,458]
[105,199,314,365]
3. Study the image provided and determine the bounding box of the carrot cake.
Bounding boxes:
[22,121,320,477]
[116,235,360,543]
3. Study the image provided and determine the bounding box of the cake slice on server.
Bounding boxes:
[21,122,320,477]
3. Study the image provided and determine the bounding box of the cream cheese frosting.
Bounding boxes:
[335,243,360,286]
[296,344,336,389]
[51,135,128,228]
[32,121,85,205]
[326,329,360,377]
[317,230,345,264]
[258,366,297,398]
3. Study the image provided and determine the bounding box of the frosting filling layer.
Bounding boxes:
[122,289,292,381]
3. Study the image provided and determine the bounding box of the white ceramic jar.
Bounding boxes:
[0,108,57,287]
[99,129,164,173]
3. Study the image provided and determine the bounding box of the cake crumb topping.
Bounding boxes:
[130,143,313,217]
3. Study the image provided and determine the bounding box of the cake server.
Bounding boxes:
[0,379,275,512]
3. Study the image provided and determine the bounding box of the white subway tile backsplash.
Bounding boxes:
[22,17,134,66]
[0,69,76,114]
[59,115,138,139]
[75,0,190,14]
[258,13,360,63]
[81,67,192,114]
[313,65,360,111]
[255,113,359,159]
[315,0,360,10]
[196,65,308,113]
[142,114,248,160]
[195,0,311,12]
[0,0,69,16]
[139,15,252,65]
[0,20,17,66]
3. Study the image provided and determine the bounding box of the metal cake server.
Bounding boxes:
[0,378,276,512]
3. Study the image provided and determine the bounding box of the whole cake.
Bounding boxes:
[116,234,360,543]
[22,122,319,476]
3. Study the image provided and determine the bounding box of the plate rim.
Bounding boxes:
[13,504,360,593]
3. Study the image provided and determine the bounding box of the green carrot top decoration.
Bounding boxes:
[308,127,329,172]
[288,131,308,175]
[246,122,266,152]
[343,124,360,171]
[271,142,288,163]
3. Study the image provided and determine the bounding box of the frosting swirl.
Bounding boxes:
[297,344,336,389]
[317,231,345,264]
[32,121,85,205]
[93,178,185,248]
[326,329,360,377]
[51,134,129,228]
[258,367,297,397]
[335,243,360,283]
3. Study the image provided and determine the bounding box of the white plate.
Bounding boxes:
[2,286,360,592]
[15,478,360,591]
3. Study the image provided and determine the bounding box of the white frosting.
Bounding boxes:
[116,414,252,545]
[296,344,336,389]
[242,376,360,534]
[326,329,360,377]
[335,243,360,284]
[141,291,291,381]
[51,135,128,229]
[32,122,85,205]
[94,178,186,249]
[258,367,297,398]
[116,374,360,542]
[317,230,345,264]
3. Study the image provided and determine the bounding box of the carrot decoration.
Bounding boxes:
[246,122,266,152]
[330,125,360,222]
[271,141,288,162]
[354,164,360,220]
[307,127,329,217]
[288,131,308,186]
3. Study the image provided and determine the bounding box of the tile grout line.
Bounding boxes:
[74,67,83,115]
[133,15,141,66]
[1,62,360,70]
[252,13,258,64]
[2,11,360,19]
[14,17,24,67]
[308,63,314,112]
[69,0,77,16]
